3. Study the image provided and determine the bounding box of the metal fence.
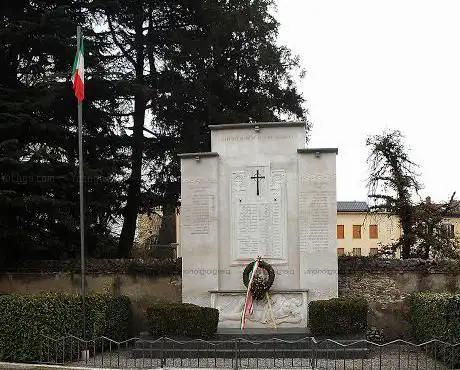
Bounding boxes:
[36,335,460,369]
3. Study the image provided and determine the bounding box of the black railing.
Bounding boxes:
[36,335,460,369]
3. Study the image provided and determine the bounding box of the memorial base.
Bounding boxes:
[209,289,308,329]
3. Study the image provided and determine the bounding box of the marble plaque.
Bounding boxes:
[231,168,286,260]
[304,192,332,252]
[181,180,216,235]
[298,174,335,253]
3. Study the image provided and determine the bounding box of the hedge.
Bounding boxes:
[147,303,219,338]
[0,293,131,362]
[309,297,368,336]
[338,256,460,274]
[411,292,460,366]
[0,258,181,276]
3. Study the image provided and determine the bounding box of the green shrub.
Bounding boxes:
[0,293,131,362]
[411,292,451,342]
[309,297,368,336]
[411,292,460,366]
[146,303,218,338]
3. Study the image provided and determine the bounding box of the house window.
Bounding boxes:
[337,225,344,239]
[353,225,362,239]
[337,248,345,256]
[369,225,378,239]
[353,248,362,256]
[442,223,455,238]
[369,248,378,256]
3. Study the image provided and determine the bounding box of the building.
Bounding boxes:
[336,201,401,256]
[135,207,163,246]
[336,198,460,256]
[135,206,181,258]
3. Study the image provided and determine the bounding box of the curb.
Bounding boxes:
[0,365,308,370]
[0,363,116,370]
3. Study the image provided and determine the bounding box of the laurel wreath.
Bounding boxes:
[242,259,275,300]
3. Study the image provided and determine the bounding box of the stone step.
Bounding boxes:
[131,346,370,359]
[134,337,367,348]
[132,336,370,359]
[217,328,311,334]
[214,327,312,341]
[139,328,313,342]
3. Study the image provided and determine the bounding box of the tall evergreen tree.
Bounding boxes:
[0,0,308,261]
[92,0,307,256]
[0,0,127,264]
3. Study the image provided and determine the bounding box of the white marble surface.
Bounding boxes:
[180,155,219,305]
[298,151,339,301]
[180,123,338,327]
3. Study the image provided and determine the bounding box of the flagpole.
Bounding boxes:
[77,25,86,341]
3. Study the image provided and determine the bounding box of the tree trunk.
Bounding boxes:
[400,211,415,259]
[117,95,145,257]
[400,233,411,259]
[117,8,145,257]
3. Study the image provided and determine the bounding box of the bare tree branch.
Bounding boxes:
[124,125,156,137]
[366,130,421,258]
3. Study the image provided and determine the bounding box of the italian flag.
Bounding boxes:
[72,35,84,102]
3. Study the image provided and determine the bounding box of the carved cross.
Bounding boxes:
[250,170,265,196]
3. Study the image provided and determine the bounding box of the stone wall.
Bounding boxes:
[338,257,460,340]
[1,257,459,339]
[0,258,181,275]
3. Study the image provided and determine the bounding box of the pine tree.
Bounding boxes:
[0,1,127,264]
[91,0,307,256]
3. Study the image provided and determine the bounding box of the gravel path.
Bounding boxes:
[59,346,451,369]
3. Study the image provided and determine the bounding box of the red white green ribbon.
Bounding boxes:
[240,258,260,330]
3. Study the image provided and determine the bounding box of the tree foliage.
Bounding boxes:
[412,194,460,259]
[90,0,307,256]
[0,0,128,265]
[366,130,421,258]
[367,130,459,259]
[0,0,307,263]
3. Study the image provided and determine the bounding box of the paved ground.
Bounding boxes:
[1,346,453,369]
[63,347,450,369]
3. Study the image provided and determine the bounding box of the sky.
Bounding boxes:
[276,0,460,203]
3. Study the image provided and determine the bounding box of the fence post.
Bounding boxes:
[310,338,316,369]
[161,337,166,368]
[233,338,239,369]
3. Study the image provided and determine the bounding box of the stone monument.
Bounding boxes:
[179,122,338,328]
